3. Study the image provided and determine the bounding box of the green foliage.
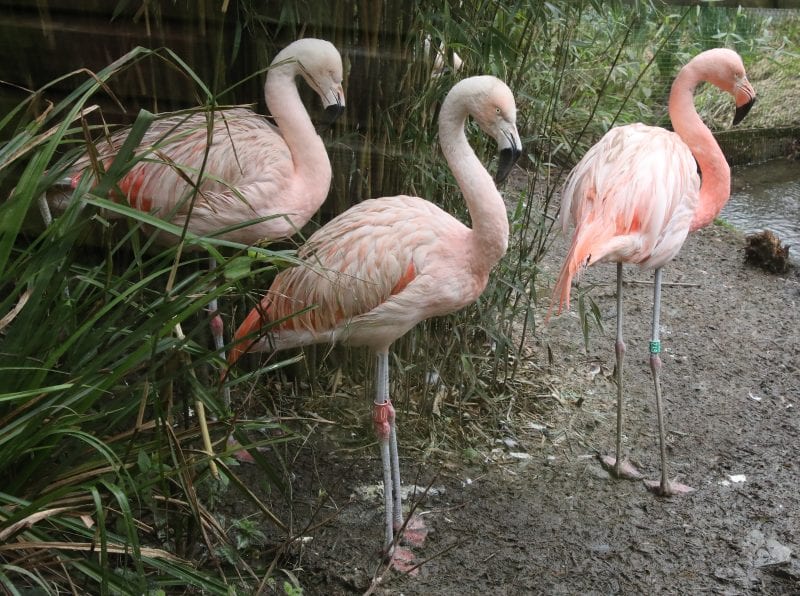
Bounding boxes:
[0,45,300,594]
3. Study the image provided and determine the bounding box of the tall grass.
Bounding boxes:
[0,46,306,594]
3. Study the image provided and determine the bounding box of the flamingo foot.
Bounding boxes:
[387,545,419,576]
[599,455,645,480]
[644,478,695,496]
[226,436,256,464]
[397,514,428,548]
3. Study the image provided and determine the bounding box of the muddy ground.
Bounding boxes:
[227,221,800,595]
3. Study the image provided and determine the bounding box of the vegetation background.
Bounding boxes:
[0,0,797,593]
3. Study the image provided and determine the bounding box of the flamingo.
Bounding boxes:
[227,75,521,561]
[551,48,756,496]
[42,38,344,359]
[39,38,344,472]
[40,37,344,390]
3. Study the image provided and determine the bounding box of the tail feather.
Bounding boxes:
[548,221,616,318]
[227,301,270,367]
[547,240,584,319]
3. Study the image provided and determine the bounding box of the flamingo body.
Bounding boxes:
[552,123,699,310]
[47,38,345,245]
[236,194,493,356]
[551,48,756,496]
[229,75,522,560]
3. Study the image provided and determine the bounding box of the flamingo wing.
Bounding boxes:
[233,195,473,356]
[553,123,700,312]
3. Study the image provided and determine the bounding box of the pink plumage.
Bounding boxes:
[235,194,497,356]
[552,123,699,311]
[552,48,756,316]
[551,48,756,496]
[228,75,522,564]
[46,38,345,245]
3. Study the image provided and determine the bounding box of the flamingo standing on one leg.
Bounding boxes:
[551,48,756,496]
[227,75,521,562]
[40,37,345,394]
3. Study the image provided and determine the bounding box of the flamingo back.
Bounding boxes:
[552,123,699,312]
[61,109,311,240]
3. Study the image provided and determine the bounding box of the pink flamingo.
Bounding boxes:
[227,75,521,561]
[41,38,345,369]
[551,48,756,496]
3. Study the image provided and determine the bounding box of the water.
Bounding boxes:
[723,157,800,261]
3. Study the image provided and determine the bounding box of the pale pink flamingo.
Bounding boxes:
[551,48,756,496]
[40,37,344,394]
[38,38,344,472]
[227,75,521,561]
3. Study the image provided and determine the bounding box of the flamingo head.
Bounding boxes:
[277,38,346,125]
[457,75,523,184]
[696,48,756,126]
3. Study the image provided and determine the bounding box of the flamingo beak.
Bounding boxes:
[733,79,756,126]
[495,147,521,184]
[318,90,345,131]
[321,103,345,126]
[495,128,522,184]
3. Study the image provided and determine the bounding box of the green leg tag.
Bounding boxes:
[649,341,661,354]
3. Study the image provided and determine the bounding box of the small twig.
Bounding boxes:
[624,279,701,288]
[0,287,31,332]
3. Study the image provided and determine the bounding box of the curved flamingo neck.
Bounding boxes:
[264,56,332,211]
[669,59,731,232]
[438,99,509,270]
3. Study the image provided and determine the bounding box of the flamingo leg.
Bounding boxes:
[600,263,643,480]
[389,410,403,531]
[206,256,230,408]
[372,351,396,553]
[38,195,54,227]
[208,257,257,463]
[371,352,425,571]
[37,187,74,300]
[644,267,695,495]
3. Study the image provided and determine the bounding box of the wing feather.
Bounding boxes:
[553,123,700,312]
[245,195,470,346]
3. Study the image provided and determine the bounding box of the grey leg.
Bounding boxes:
[644,267,694,496]
[600,263,642,479]
[614,261,626,473]
[38,195,53,227]
[207,256,229,407]
[372,351,396,553]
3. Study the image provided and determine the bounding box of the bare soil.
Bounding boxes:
[228,222,800,595]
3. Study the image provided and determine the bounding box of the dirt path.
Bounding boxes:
[231,223,799,595]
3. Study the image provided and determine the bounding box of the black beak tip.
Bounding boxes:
[319,104,345,130]
[733,98,755,126]
[495,146,522,184]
